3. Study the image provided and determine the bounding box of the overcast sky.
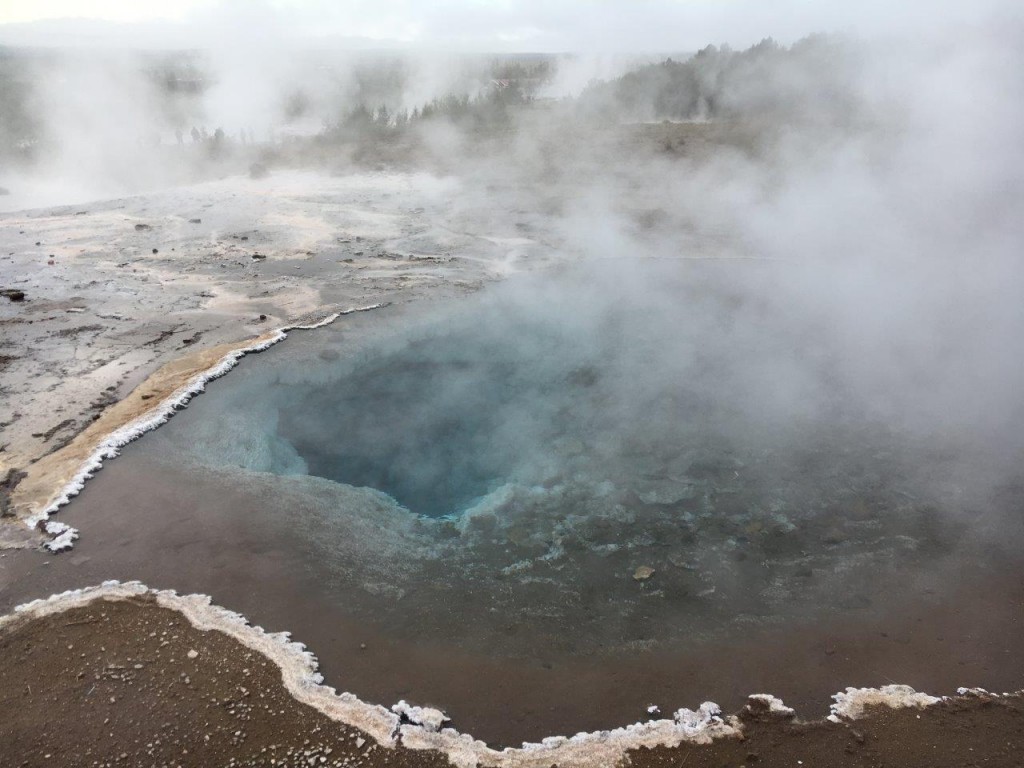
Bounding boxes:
[0,0,1014,52]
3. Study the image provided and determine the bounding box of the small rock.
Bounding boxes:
[633,565,655,581]
[134,223,152,231]
[189,218,202,224]
[822,527,846,544]
[742,694,795,721]
[186,649,198,660]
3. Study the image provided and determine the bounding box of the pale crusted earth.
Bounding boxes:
[0,169,565,546]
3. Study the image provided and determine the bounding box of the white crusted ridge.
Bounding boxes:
[392,700,449,732]
[747,694,795,716]
[7,580,147,620]
[828,685,941,722]
[28,304,385,550]
[957,687,1023,699]
[42,521,79,553]
[394,700,740,768]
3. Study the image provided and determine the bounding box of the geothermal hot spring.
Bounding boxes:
[13,260,1024,744]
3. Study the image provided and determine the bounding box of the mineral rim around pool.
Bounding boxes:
[4,259,1023,745]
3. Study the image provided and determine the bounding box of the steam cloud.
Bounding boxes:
[2,2,1023,567]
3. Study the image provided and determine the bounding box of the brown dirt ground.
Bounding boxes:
[1,597,1022,768]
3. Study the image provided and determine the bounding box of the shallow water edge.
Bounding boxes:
[2,304,388,552]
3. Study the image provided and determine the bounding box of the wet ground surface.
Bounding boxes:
[1,261,1023,746]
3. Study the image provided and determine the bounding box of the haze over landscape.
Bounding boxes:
[1,2,1023,766]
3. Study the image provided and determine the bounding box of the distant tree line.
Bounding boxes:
[0,39,868,165]
[0,50,41,163]
[326,79,532,139]
[576,35,863,124]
